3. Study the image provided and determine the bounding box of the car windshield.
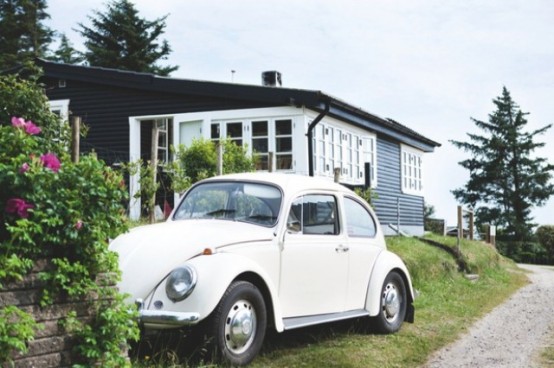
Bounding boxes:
[173,181,282,227]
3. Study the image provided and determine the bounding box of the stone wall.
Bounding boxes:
[1,260,101,368]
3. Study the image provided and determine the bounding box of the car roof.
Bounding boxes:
[199,172,355,195]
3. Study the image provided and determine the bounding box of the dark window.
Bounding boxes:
[289,195,339,235]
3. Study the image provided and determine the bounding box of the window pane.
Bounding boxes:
[211,124,220,139]
[301,195,339,235]
[227,122,242,138]
[253,138,268,152]
[252,121,268,136]
[276,154,292,170]
[344,197,376,237]
[275,119,292,135]
[276,137,292,152]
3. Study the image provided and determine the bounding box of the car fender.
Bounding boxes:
[364,250,415,317]
[145,252,285,331]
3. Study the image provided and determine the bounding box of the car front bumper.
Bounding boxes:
[136,299,200,327]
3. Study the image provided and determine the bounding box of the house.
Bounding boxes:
[33,59,440,235]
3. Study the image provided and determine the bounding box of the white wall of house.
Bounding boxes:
[128,107,386,220]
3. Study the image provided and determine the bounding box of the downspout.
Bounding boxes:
[307,101,330,177]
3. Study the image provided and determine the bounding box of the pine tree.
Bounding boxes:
[0,0,54,70]
[451,87,554,248]
[77,0,177,76]
[47,33,84,64]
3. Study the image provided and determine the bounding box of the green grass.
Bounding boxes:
[133,235,528,368]
[539,337,554,367]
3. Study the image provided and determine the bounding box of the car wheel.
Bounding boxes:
[208,281,267,366]
[371,271,407,333]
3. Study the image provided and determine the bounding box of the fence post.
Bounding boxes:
[469,209,474,241]
[217,143,224,175]
[71,116,81,164]
[149,124,159,224]
[268,152,274,172]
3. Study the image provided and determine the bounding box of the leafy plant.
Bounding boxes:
[0,74,139,366]
[167,137,256,193]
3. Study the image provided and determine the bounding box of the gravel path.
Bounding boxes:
[424,264,554,368]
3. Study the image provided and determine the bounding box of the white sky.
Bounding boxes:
[46,0,554,226]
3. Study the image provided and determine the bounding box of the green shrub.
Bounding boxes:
[0,74,139,366]
[536,225,554,264]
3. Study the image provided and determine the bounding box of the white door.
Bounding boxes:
[279,194,349,317]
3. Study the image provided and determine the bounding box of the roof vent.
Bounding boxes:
[262,71,282,87]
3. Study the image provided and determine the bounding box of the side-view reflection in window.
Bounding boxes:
[287,195,339,235]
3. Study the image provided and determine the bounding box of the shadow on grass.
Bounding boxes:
[131,318,371,366]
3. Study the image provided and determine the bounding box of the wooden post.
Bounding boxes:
[149,125,159,224]
[457,205,463,251]
[469,209,474,241]
[334,167,340,183]
[268,152,274,172]
[217,143,223,175]
[71,116,81,163]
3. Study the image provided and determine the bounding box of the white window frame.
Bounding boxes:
[401,144,424,195]
[48,99,70,121]
[362,136,377,188]
[312,121,376,187]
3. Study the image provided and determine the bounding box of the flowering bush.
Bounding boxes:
[0,75,138,366]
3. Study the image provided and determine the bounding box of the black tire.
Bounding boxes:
[207,281,267,366]
[370,271,407,334]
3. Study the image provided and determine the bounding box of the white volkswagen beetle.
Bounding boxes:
[111,173,415,366]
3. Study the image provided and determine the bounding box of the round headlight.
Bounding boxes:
[165,265,197,302]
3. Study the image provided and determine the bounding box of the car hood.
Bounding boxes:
[110,220,274,301]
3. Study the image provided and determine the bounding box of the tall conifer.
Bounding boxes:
[451,87,554,252]
[0,0,53,70]
[78,0,177,76]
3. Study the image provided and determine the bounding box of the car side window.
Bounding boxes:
[344,197,377,238]
[288,194,339,235]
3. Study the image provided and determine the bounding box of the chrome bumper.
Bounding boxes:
[136,299,200,327]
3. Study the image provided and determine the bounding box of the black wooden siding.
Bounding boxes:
[372,137,424,228]
[44,77,275,165]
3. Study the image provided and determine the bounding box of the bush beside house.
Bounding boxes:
[0,73,139,367]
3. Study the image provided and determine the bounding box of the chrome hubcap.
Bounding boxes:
[224,299,256,354]
[383,282,400,322]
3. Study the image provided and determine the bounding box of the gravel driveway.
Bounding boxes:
[424,264,554,368]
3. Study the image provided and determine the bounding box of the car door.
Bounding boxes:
[279,194,349,317]
[342,196,383,310]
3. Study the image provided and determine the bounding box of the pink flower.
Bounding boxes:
[75,220,83,230]
[10,116,41,135]
[11,116,26,128]
[24,121,41,135]
[5,198,34,218]
[19,162,30,173]
[40,153,61,172]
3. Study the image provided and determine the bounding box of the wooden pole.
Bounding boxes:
[217,143,223,175]
[268,152,274,172]
[149,125,159,224]
[71,116,81,163]
[457,205,463,251]
[334,167,340,183]
[469,209,474,241]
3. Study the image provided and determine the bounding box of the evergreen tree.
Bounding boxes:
[47,33,84,64]
[77,0,177,76]
[451,87,554,248]
[0,0,54,70]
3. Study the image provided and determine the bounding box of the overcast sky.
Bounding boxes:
[46,0,554,226]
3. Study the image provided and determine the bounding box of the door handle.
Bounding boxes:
[335,244,349,253]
